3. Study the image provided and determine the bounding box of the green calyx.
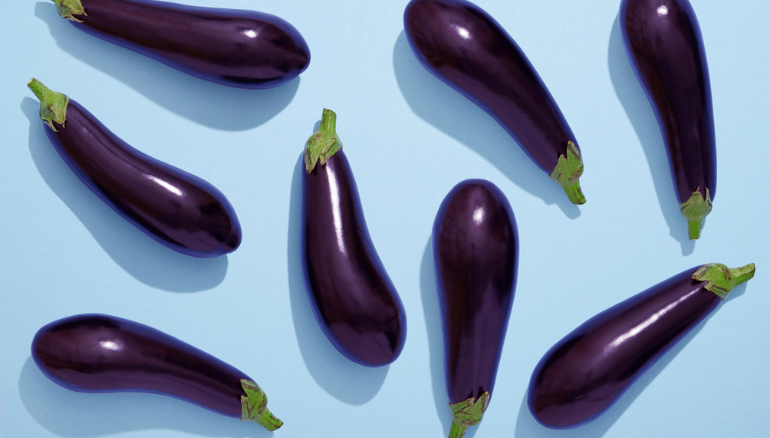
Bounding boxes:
[28,78,69,132]
[693,263,756,300]
[680,188,712,240]
[53,0,87,22]
[447,392,490,438]
[240,379,283,431]
[549,141,586,205]
[304,109,342,173]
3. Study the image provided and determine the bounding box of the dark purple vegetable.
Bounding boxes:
[28,79,241,257]
[432,179,518,438]
[528,262,755,429]
[300,109,407,367]
[32,314,282,430]
[620,0,715,239]
[404,0,585,205]
[52,0,310,89]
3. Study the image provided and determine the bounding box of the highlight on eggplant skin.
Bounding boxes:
[28,78,241,258]
[620,0,716,240]
[433,179,518,438]
[404,0,586,205]
[31,314,283,430]
[527,262,755,429]
[52,0,310,89]
[301,109,407,367]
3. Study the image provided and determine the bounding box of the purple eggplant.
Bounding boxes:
[52,0,310,89]
[620,0,715,239]
[528,262,755,429]
[28,79,241,257]
[404,0,585,205]
[432,179,518,438]
[32,314,282,430]
[300,109,407,367]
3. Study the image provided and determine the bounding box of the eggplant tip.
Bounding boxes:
[240,379,283,431]
[27,78,68,131]
[680,188,712,240]
[448,392,490,438]
[304,109,342,173]
[694,263,756,299]
[53,0,87,22]
[550,142,585,205]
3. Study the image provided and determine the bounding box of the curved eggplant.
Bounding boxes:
[300,109,407,367]
[528,263,755,429]
[620,0,715,239]
[404,0,585,204]
[432,179,518,438]
[52,0,310,89]
[28,79,241,257]
[32,314,282,430]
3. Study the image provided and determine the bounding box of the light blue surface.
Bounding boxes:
[1,0,767,437]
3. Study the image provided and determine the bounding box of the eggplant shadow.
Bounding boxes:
[607,15,695,255]
[393,31,580,219]
[18,357,271,437]
[34,2,299,132]
[23,97,227,292]
[286,152,388,405]
[419,239,479,438]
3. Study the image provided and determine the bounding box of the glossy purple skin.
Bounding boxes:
[32,314,249,417]
[301,151,407,367]
[45,99,241,257]
[404,0,578,174]
[528,267,720,429]
[67,0,310,89]
[620,0,716,203]
[432,179,518,404]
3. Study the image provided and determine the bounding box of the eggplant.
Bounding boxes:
[52,0,310,89]
[528,262,755,429]
[620,0,715,239]
[28,79,241,257]
[432,179,518,438]
[32,314,282,430]
[404,0,585,205]
[300,109,407,367]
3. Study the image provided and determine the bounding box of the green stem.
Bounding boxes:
[448,420,468,438]
[561,180,585,205]
[53,0,87,22]
[686,219,701,240]
[304,109,342,173]
[319,107,336,132]
[680,188,712,240]
[447,392,490,438]
[692,263,756,299]
[549,141,586,205]
[729,264,757,286]
[27,78,69,132]
[240,379,283,431]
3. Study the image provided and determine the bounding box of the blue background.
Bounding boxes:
[1,0,767,437]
